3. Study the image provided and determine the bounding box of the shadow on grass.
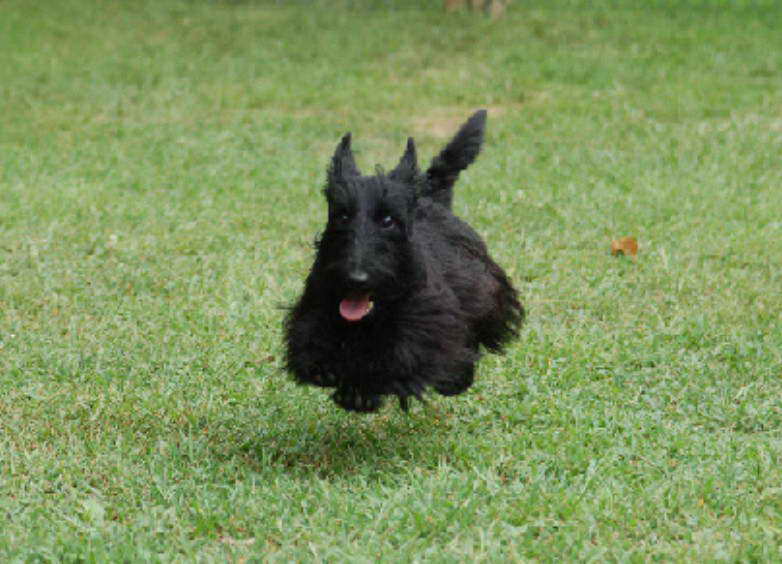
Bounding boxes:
[206,399,464,479]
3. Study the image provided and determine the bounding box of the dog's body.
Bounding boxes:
[285,111,523,412]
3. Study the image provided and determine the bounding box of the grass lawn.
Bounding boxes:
[1,0,781,560]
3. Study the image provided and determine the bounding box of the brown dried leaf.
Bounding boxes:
[611,236,638,257]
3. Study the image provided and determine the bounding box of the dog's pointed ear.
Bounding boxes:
[327,133,361,187]
[389,137,419,184]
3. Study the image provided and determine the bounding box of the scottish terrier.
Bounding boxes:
[284,110,524,413]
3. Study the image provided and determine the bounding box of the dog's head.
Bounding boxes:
[315,134,424,323]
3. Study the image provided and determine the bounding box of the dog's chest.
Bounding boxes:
[318,319,403,370]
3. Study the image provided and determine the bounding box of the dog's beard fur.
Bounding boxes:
[284,110,524,413]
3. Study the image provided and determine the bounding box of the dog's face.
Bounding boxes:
[316,135,422,323]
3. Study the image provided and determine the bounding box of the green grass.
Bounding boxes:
[1,0,781,560]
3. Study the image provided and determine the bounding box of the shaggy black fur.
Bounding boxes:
[284,110,524,413]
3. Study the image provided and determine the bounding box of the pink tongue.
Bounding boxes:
[339,293,372,322]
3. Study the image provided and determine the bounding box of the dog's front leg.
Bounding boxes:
[332,386,383,413]
[306,367,340,388]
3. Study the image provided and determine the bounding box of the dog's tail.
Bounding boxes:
[423,109,487,209]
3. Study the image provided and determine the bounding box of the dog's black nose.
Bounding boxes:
[348,270,369,285]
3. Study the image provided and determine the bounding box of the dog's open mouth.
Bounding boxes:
[339,292,374,322]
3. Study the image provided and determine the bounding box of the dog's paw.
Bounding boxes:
[333,387,383,413]
[307,369,339,388]
[397,394,426,412]
[390,380,426,412]
[433,372,474,396]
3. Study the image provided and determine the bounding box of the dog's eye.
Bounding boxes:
[336,212,350,224]
[380,215,396,229]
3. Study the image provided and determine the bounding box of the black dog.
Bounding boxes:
[284,110,523,412]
